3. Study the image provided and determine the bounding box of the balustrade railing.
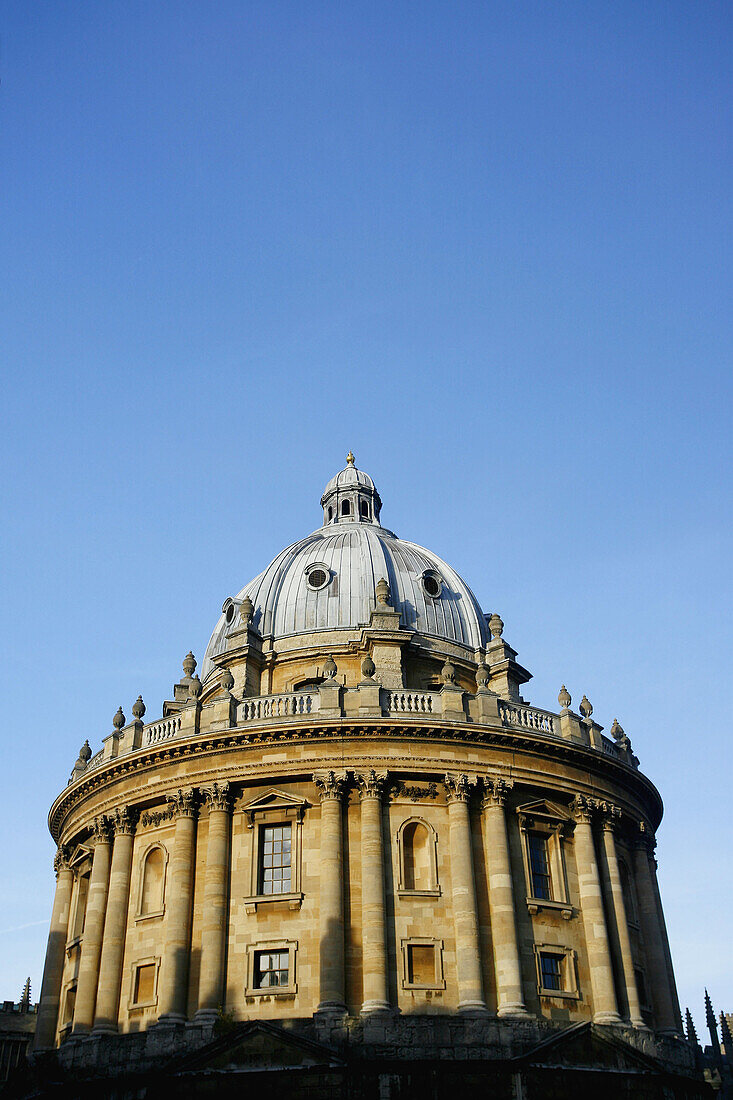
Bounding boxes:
[497,700,558,736]
[145,715,183,745]
[240,692,319,721]
[385,690,439,715]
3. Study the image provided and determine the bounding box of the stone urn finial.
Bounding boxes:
[476,663,489,689]
[183,651,197,678]
[323,655,337,679]
[74,740,92,770]
[113,706,125,731]
[189,675,202,700]
[132,695,146,721]
[441,658,456,685]
[610,718,624,742]
[361,655,376,681]
[221,668,234,693]
[488,613,504,640]
[558,685,571,710]
[346,450,355,466]
[579,694,593,719]
[240,596,254,626]
[375,577,391,607]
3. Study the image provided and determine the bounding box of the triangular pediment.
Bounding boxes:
[172,1020,343,1074]
[240,788,309,823]
[516,1022,665,1073]
[516,798,570,823]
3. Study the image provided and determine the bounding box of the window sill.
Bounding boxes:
[244,892,303,914]
[402,980,446,991]
[65,936,83,955]
[397,888,441,899]
[134,910,164,923]
[127,998,157,1011]
[538,988,579,1000]
[526,898,573,920]
[245,987,297,1000]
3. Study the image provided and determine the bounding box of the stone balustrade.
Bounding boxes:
[145,715,183,745]
[497,700,558,736]
[239,691,319,721]
[384,690,439,714]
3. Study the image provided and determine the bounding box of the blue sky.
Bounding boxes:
[0,2,730,1034]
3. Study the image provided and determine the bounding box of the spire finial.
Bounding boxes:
[346,450,355,465]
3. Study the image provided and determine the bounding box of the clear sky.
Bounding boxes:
[0,2,730,1037]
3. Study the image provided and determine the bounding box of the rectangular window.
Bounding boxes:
[407,944,435,985]
[133,963,156,1004]
[528,832,552,900]
[539,952,563,992]
[254,950,289,989]
[259,824,292,895]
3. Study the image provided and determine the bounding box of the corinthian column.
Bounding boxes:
[482,778,528,1017]
[313,770,347,1016]
[72,818,112,1034]
[633,825,680,1034]
[157,789,198,1024]
[195,783,233,1023]
[355,769,390,1014]
[92,807,137,1033]
[444,773,486,1014]
[34,847,74,1050]
[571,797,621,1024]
[597,804,645,1027]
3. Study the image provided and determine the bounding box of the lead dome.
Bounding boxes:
[201,454,490,682]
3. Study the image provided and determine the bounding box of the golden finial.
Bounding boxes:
[346,450,355,465]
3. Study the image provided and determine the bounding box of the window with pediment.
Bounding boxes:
[242,789,307,913]
[516,800,572,918]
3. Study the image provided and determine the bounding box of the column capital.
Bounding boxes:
[201,781,232,813]
[354,769,388,800]
[53,844,72,876]
[598,801,622,833]
[571,794,598,824]
[90,815,112,845]
[313,769,348,802]
[166,787,199,819]
[111,806,138,836]
[481,776,514,809]
[634,820,657,856]
[444,772,477,804]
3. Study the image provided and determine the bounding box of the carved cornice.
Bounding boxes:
[482,776,514,809]
[166,788,198,819]
[354,769,388,800]
[312,769,348,801]
[201,781,232,813]
[111,806,138,836]
[48,718,664,841]
[444,772,475,804]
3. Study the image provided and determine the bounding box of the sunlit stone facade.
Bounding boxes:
[33,457,701,1096]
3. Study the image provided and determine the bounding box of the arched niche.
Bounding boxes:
[136,843,169,920]
[396,817,440,897]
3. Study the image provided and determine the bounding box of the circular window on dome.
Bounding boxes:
[305,563,331,591]
[222,597,237,625]
[421,571,442,599]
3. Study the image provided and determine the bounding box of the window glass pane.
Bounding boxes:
[255,949,290,989]
[259,824,293,894]
[528,833,552,900]
[540,953,562,991]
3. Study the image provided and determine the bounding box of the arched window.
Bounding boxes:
[397,818,439,895]
[360,499,369,519]
[327,506,333,521]
[341,499,351,516]
[139,845,167,918]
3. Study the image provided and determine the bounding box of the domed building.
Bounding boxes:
[29,456,705,1098]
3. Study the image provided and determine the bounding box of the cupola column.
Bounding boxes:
[72,818,113,1034]
[633,826,682,1034]
[34,847,74,1049]
[92,808,137,1033]
[313,771,348,1016]
[157,789,198,1024]
[571,797,621,1024]
[356,770,390,1014]
[482,779,528,1017]
[444,774,487,1014]
[195,783,233,1023]
[598,805,645,1028]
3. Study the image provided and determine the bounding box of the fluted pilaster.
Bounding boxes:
[34,847,73,1049]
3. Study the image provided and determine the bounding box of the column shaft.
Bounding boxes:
[633,837,679,1033]
[446,778,486,1013]
[93,817,135,1033]
[483,791,528,1017]
[196,786,232,1022]
[158,793,197,1023]
[359,786,389,1013]
[34,854,73,1049]
[572,804,621,1024]
[314,773,346,1014]
[72,826,112,1033]
[599,821,644,1027]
